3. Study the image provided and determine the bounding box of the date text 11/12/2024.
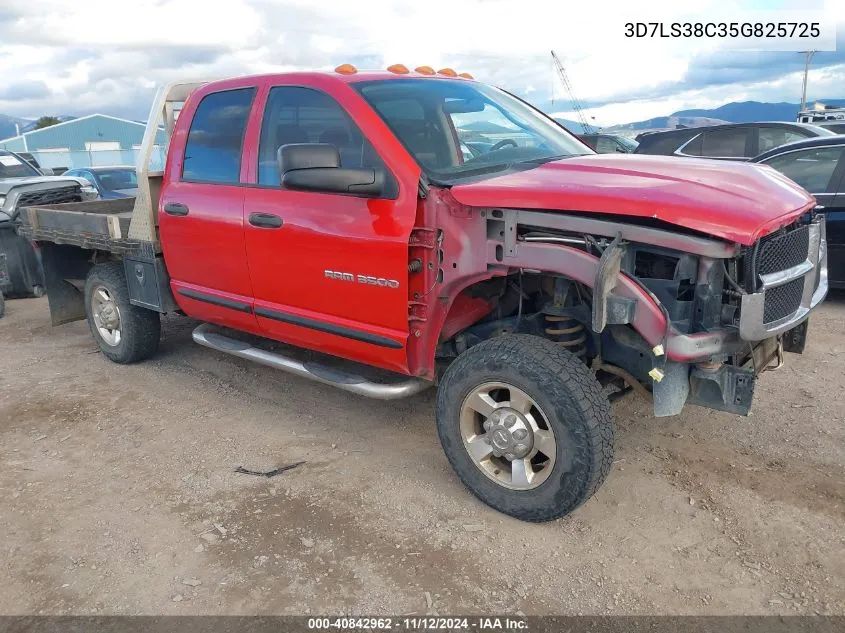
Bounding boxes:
[307,616,528,630]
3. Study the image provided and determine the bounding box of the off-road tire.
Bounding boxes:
[84,262,160,364]
[436,335,614,522]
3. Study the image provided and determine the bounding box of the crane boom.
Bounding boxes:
[551,50,595,134]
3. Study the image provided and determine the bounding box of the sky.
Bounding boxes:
[0,0,843,127]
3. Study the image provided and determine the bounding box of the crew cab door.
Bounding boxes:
[241,79,419,373]
[158,84,260,333]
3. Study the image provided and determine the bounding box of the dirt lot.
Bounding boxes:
[1,294,844,616]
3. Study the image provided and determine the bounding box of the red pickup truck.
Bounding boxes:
[18,66,828,522]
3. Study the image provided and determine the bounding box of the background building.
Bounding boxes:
[0,114,166,171]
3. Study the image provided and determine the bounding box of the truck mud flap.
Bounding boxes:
[652,361,690,417]
[40,242,91,326]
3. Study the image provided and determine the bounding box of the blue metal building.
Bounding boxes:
[0,114,167,170]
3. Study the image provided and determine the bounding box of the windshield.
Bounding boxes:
[0,151,40,179]
[354,78,591,182]
[96,169,138,191]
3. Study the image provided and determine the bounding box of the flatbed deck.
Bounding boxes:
[16,198,154,257]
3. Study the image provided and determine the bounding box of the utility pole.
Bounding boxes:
[799,50,817,112]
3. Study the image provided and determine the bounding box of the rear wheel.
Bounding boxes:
[84,262,160,364]
[436,335,613,522]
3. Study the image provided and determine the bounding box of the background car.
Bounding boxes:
[634,122,834,161]
[63,166,138,199]
[1,149,98,298]
[577,133,638,153]
[14,152,42,171]
[752,135,845,289]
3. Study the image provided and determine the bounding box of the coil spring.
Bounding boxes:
[544,314,587,358]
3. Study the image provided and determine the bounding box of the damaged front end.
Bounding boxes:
[681,211,827,416]
[591,210,825,417]
[442,201,828,418]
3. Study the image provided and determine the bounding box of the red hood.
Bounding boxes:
[450,154,816,245]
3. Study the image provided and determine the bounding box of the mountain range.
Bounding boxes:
[3,98,844,141]
[587,99,845,134]
[0,114,31,140]
[0,114,78,139]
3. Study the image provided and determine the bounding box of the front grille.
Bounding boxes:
[737,214,824,341]
[763,277,805,324]
[757,225,810,275]
[16,185,82,208]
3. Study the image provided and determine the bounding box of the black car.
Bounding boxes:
[577,133,638,153]
[64,166,139,199]
[634,122,834,161]
[752,135,845,288]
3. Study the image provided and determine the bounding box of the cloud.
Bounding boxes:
[0,80,51,100]
[0,0,842,127]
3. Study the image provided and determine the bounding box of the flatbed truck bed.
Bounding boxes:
[17,198,145,256]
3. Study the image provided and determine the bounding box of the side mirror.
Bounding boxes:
[277,143,385,197]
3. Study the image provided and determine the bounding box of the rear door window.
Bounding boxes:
[757,127,812,153]
[699,129,749,158]
[182,87,255,184]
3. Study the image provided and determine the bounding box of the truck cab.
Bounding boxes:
[17,67,828,522]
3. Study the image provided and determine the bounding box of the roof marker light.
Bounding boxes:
[415,66,436,75]
[458,72,474,79]
[437,68,457,77]
[387,64,410,74]
[334,64,358,75]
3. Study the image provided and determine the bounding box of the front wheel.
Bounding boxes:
[84,261,161,364]
[436,335,613,522]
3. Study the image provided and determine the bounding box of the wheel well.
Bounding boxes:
[436,272,653,396]
[438,272,590,350]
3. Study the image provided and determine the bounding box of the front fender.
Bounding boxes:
[407,189,739,379]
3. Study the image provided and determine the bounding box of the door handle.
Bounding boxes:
[164,202,189,216]
[249,212,283,229]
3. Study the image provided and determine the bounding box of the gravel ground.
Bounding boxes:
[1,294,843,615]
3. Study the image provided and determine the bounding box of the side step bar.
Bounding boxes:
[192,323,432,400]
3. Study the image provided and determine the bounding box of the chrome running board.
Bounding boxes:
[192,323,431,400]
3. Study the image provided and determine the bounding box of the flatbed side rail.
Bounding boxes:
[18,199,154,258]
